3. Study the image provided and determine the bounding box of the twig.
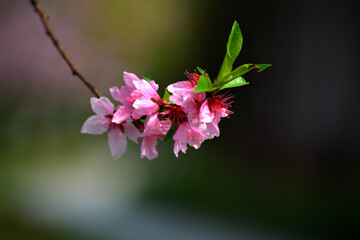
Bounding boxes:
[29,0,101,98]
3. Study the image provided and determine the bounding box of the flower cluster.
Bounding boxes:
[81,71,232,160]
[81,21,271,160]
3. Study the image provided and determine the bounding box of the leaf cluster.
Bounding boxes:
[194,21,271,93]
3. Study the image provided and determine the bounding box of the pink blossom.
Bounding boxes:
[182,98,204,127]
[140,114,171,160]
[203,121,220,139]
[110,72,140,105]
[110,72,143,120]
[167,81,195,106]
[172,122,206,157]
[82,70,234,160]
[205,94,233,121]
[166,71,217,131]
[166,76,204,127]
[111,72,163,119]
[81,97,140,159]
[167,75,233,158]
[187,94,232,139]
[167,71,205,107]
[132,79,161,117]
[199,94,232,139]
[167,81,205,107]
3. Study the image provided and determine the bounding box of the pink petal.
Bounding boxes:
[110,85,135,105]
[123,72,141,88]
[91,97,115,116]
[167,81,198,106]
[169,94,184,106]
[205,121,220,139]
[143,114,160,136]
[130,89,143,101]
[193,92,206,102]
[133,96,159,116]
[174,140,187,158]
[187,127,205,149]
[199,100,214,123]
[185,104,201,127]
[167,81,193,94]
[131,111,142,120]
[141,135,159,160]
[173,122,189,141]
[81,115,110,134]
[172,123,190,157]
[159,120,172,135]
[123,121,141,143]
[109,86,122,102]
[214,108,229,119]
[108,127,127,159]
[133,80,156,96]
[112,105,131,124]
[149,80,159,92]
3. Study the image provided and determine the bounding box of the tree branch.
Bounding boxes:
[29,0,101,98]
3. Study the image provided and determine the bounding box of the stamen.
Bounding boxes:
[162,104,187,125]
[185,70,200,84]
[207,92,234,114]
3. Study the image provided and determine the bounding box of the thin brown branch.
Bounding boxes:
[29,0,101,98]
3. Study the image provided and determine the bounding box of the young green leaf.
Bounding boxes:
[219,76,248,90]
[254,64,272,72]
[162,88,171,102]
[226,21,243,61]
[194,75,214,93]
[221,64,253,84]
[219,63,271,86]
[216,57,232,85]
[143,75,152,82]
[216,21,243,85]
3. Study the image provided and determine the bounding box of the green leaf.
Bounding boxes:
[143,75,152,82]
[194,75,214,93]
[218,63,271,87]
[163,122,178,142]
[162,88,171,102]
[219,77,248,90]
[254,64,272,72]
[221,64,253,83]
[197,66,205,75]
[226,21,243,61]
[216,21,243,84]
[216,57,232,84]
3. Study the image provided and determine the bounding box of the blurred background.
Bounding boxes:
[0,0,359,239]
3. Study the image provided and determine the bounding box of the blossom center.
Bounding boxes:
[163,105,187,125]
[207,93,233,114]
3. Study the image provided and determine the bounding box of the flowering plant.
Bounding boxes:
[81,21,271,159]
[28,1,271,159]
